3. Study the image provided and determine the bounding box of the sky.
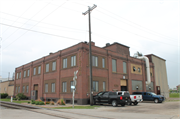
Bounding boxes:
[0,0,179,89]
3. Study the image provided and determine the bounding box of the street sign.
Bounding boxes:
[71,86,75,89]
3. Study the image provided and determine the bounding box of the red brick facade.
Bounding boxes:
[14,42,156,104]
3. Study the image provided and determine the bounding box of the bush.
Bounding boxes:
[35,101,40,105]
[13,98,17,100]
[46,101,50,104]
[35,98,42,102]
[16,93,27,100]
[28,102,30,104]
[57,99,66,105]
[39,102,44,105]
[0,93,8,98]
[50,101,54,105]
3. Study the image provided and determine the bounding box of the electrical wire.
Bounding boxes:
[1,22,82,50]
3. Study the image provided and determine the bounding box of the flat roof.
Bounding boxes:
[103,42,130,48]
[146,54,166,61]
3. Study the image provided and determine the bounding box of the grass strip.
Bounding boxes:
[169,93,180,98]
[50,105,100,109]
[0,99,30,104]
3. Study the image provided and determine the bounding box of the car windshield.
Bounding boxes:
[151,93,157,95]
[97,92,103,96]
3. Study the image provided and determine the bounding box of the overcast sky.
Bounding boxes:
[0,0,179,89]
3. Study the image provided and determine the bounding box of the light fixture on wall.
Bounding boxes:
[136,86,139,90]
[149,87,151,90]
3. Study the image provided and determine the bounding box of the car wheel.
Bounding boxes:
[154,99,159,103]
[133,102,138,105]
[112,100,117,107]
[121,103,125,107]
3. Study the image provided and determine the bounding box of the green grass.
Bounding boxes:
[169,93,180,98]
[0,99,30,104]
[50,105,100,109]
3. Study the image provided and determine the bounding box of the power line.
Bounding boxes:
[93,17,178,47]
[1,23,82,50]
[96,9,178,42]
[0,11,86,32]
[2,1,37,35]
[1,17,87,34]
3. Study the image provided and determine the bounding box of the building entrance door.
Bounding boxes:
[34,84,38,100]
[120,79,128,91]
[156,86,161,95]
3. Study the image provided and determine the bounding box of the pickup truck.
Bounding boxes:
[130,94,143,105]
[93,91,130,107]
[132,92,165,103]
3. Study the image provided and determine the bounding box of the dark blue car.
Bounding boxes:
[132,92,165,103]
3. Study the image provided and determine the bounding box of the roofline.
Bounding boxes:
[146,54,166,61]
[103,42,130,48]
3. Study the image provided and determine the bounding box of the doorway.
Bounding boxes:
[34,84,38,100]
[120,79,128,91]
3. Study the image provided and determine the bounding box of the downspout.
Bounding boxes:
[137,56,151,85]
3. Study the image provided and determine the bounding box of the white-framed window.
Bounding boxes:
[24,71,26,77]
[33,67,36,75]
[71,56,76,67]
[23,86,25,93]
[27,69,30,77]
[63,82,67,92]
[51,83,55,92]
[52,61,56,71]
[112,59,117,72]
[70,81,74,92]
[103,82,106,91]
[123,62,127,74]
[102,58,105,68]
[63,58,67,68]
[26,86,29,93]
[16,73,19,79]
[92,56,98,67]
[18,86,20,93]
[46,64,49,72]
[4,87,6,91]
[38,66,41,74]
[19,72,21,78]
[93,81,99,92]
[45,84,48,93]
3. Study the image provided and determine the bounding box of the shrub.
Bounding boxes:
[57,99,66,105]
[35,101,40,105]
[46,101,50,104]
[39,102,44,105]
[28,102,30,104]
[35,98,42,102]
[13,98,17,100]
[16,93,27,100]
[50,101,54,105]
[0,93,8,98]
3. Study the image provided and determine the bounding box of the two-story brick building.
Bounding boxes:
[14,42,156,104]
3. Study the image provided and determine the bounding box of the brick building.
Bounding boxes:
[14,42,156,104]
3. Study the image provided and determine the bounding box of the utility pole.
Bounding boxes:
[82,4,97,106]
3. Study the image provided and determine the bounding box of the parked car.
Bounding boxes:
[93,91,130,107]
[129,94,143,105]
[132,92,165,103]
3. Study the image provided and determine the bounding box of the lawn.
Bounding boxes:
[0,99,30,104]
[169,93,180,98]
[48,105,100,109]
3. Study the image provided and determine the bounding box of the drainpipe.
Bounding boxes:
[136,56,151,85]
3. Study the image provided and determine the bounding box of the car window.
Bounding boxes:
[124,93,130,96]
[118,92,122,95]
[148,93,151,96]
[109,92,117,95]
[98,92,103,96]
[144,93,146,95]
[103,92,108,97]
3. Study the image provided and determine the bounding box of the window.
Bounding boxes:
[16,87,18,93]
[63,82,67,92]
[138,67,140,72]
[51,83,55,92]
[103,82,106,91]
[71,81,74,92]
[18,86,20,93]
[112,59,116,72]
[4,88,6,91]
[45,84,48,93]
[24,71,26,77]
[26,86,29,93]
[38,66,41,74]
[133,66,136,72]
[63,58,67,68]
[23,86,25,93]
[103,92,108,97]
[102,58,105,68]
[46,64,49,72]
[52,61,56,71]
[16,73,19,79]
[123,62,127,73]
[33,68,36,75]
[19,72,21,78]
[93,81,98,92]
[71,56,76,67]
[92,56,98,67]
[27,70,30,77]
